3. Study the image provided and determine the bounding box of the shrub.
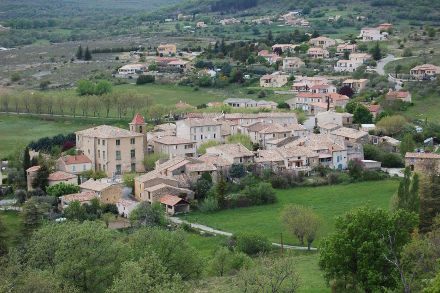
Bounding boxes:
[232,232,271,255]
[240,182,276,205]
[381,153,404,168]
[101,203,118,215]
[46,182,80,197]
[199,196,220,213]
[136,75,155,85]
[270,175,289,189]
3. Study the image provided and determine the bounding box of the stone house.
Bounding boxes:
[79,179,123,204]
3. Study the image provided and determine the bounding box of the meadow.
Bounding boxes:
[182,180,399,246]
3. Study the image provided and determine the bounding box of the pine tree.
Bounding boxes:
[84,46,92,61]
[23,146,30,177]
[419,164,440,233]
[371,42,382,61]
[215,175,227,208]
[76,45,83,60]
[267,30,273,44]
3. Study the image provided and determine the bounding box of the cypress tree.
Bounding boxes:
[215,175,227,208]
[23,146,30,177]
[76,45,83,59]
[84,46,92,61]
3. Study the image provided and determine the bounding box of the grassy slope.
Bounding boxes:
[182,180,398,245]
[0,114,129,158]
[0,210,20,248]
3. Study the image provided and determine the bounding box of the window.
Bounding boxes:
[200,134,203,140]
[116,164,121,175]
[240,158,243,163]
[116,139,120,146]
[130,149,136,159]
[116,151,121,160]
[98,150,100,158]
[174,145,177,150]
[72,165,76,172]
[98,164,101,170]
[139,125,143,133]
[131,163,136,172]
[103,151,106,160]
[213,133,216,139]
[98,139,100,145]
[193,135,196,140]
[83,164,86,171]
[102,140,105,146]
[130,138,135,145]
[208,126,210,131]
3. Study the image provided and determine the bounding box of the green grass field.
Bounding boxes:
[0,114,129,158]
[0,210,21,248]
[182,180,398,246]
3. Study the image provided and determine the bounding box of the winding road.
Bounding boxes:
[170,217,317,251]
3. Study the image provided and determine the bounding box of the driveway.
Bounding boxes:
[381,168,405,177]
[170,217,317,251]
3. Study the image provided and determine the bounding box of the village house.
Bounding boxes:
[349,53,372,64]
[176,118,222,147]
[272,44,298,53]
[336,44,357,55]
[157,44,177,56]
[175,100,196,109]
[310,102,334,115]
[359,27,387,41]
[48,171,77,187]
[242,122,292,148]
[366,104,382,119]
[282,57,305,72]
[310,84,337,94]
[80,178,123,204]
[405,152,440,173]
[160,194,190,215]
[206,143,254,164]
[290,123,308,137]
[343,79,369,93]
[307,47,329,59]
[117,64,147,76]
[255,149,286,171]
[386,90,412,103]
[260,72,289,88]
[152,136,196,157]
[252,17,272,25]
[57,154,92,176]
[220,18,240,25]
[328,93,350,109]
[144,183,194,203]
[330,128,367,161]
[224,112,298,129]
[256,100,278,109]
[116,198,139,218]
[378,23,393,32]
[129,114,148,152]
[60,191,97,209]
[334,59,364,72]
[75,125,145,176]
[286,92,326,113]
[258,50,282,65]
[196,21,207,28]
[317,122,341,134]
[276,146,320,172]
[26,166,40,191]
[309,36,336,48]
[223,98,257,108]
[168,60,190,71]
[292,76,329,92]
[410,64,440,79]
[316,111,353,128]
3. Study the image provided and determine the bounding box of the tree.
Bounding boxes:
[229,163,246,179]
[81,169,107,180]
[31,164,49,192]
[94,80,112,96]
[400,134,415,157]
[129,201,167,227]
[338,85,354,98]
[238,256,301,293]
[108,254,185,293]
[281,205,321,250]
[76,45,83,59]
[232,232,271,255]
[76,80,95,96]
[240,182,276,205]
[23,146,31,177]
[353,104,373,124]
[371,42,382,61]
[16,269,65,293]
[136,75,155,85]
[196,140,221,155]
[215,175,228,208]
[84,46,92,61]
[209,247,231,276]
[319,206,417,293]
[0,217,7,256]
[46,182,80,197]
[122,172,136,189]
[129,227,203,280]
[227,134,253,150]
[393,167,420,214]
[294,109,308,124]
[102,213,112,228]
[194,176,213,200]
[142,153,168,171]
[376,115,407,136]
[419,169,440,233]
[64,201,87,222]
[21,198,48,237]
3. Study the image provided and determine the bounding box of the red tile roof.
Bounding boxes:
[48,171,76,181]
[60,154,91,165]
[160,194,189,206]
[131,113,145,124]
[367,105,381,112]
[387,91,410,99]
[26,165,41,172]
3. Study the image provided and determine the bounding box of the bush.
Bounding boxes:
[101,203,118,215]
[46,182,80,197]
[136,75,155,85]
[270,175,289,189]
[232,232,271,255]
[381,153,404,168]
[199,196,220,213]
[240,182,276,205]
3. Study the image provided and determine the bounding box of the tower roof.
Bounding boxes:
[130,113,145,124]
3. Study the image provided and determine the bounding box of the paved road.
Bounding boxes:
[375,54,401,76]
[170,217,317,251]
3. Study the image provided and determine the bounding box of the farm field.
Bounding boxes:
[0,113,128,158]
[182,180,399,246]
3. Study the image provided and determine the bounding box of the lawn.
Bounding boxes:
[182,180,399,246]
[403,92,440,123]
[0,210,21,248]
[0,113,128,158]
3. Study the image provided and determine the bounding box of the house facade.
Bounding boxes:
[282,57,305,72]
[157,44,177,56]
[176,119,222,148]
[57,154,92,176]
[410,64,440,79]
[307,47,329,59]
[260,72,288,88]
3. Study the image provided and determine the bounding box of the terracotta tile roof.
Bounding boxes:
[387,91,410,99]
[61,191,97,203]
[26,165,41,172]
[328,93,349,101]
[255,149,284,163]
[116,198,139,207]
[175,101,196,109]
[80,179,114,192]
[367,105,381,112]
[48,171,76,181]
[179,118,222,127]
[331,127,368,140]
[153,135,194,145]
[130,113,145,124]
[405,152,440,159]
[160,194,189,206]
[198,153,232,167]
[76,125,143,139]
[59,154,91,165]
[310,84,330,90]
[296,92,326,98]
[185,162,217,172]
[207,143,254,158]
